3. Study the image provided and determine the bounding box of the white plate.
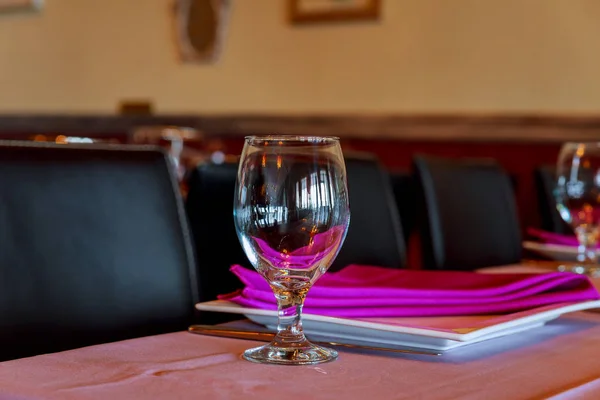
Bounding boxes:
[523,241,600,261]
[195,299,600,352]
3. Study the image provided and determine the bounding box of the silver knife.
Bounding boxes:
[188,324,442,356]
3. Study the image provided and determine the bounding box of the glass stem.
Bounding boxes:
[575,226,599,264]
[273,287,309,345]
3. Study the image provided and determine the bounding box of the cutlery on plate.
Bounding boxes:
[188,324,442,356]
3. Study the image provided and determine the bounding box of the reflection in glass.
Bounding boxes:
[234,135,350,365]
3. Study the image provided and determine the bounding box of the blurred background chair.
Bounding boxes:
[334,152,406,270]
[389,171,417,250]
[185,152,407,313]
[413,155,522,270]
[534,165,571,235]
[0,142,198,361]
[185,161,246,311]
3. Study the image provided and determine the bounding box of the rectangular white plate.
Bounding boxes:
[523,241,600,261]
[195,299,600,352]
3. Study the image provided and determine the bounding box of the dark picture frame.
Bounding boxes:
[289,0,380,24]
[173,0,232,64]
[0,0,42,13]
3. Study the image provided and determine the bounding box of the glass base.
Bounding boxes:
[243,341,338,365]
[558,263,600,277]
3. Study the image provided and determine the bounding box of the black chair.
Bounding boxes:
[186,153,407,308]
[185,161,247,307]
[534,165,571,234]
[0,142,198,361]
[332,152,406,271]
[389,171,417,247]
[413,155,522,270]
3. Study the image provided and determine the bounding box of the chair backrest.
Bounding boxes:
[0,142,198,360]
[389,171,417,247]
[413,155,522,270]
[185,161,247,307]
[534,165,571,234]
[331,152,406,271]
[186,153,406,308]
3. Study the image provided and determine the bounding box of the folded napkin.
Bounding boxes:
[219,264,600,318]
[527,228,582,247]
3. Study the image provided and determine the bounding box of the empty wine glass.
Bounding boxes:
[555,142,600,276]
[233,135,350,365]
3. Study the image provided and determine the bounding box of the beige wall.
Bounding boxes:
[0,0,599,114]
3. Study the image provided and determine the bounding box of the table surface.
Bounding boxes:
[1,265,600,400]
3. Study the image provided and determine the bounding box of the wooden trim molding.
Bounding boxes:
[0,114,599,142]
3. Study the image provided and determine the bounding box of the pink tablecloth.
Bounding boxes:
[1,311,600,399]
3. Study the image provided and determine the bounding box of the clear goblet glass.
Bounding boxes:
[555,142,600,276]
[234,135,350,365]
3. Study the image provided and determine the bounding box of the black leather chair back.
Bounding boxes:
[0,142,198,361]
[186,153,406,307]
[389,171,417,247]
[534,165,571,234]
[332,153,406,270]
[413,155,521,270]
[185,161,247,306]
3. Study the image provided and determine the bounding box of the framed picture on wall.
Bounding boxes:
[289,0,380,24]
[174,0,232,64]
[0,0,43,12]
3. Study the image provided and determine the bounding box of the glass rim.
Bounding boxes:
[244,135,340,145]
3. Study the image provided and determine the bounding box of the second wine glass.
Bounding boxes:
[555,142,600,276]
[233,135,350,365]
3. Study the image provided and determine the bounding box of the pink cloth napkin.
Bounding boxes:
[218,264,600,317]
[527,228,583,247]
